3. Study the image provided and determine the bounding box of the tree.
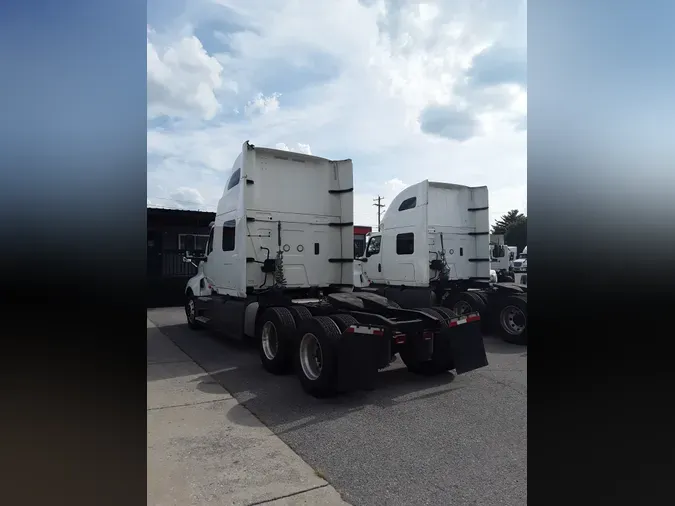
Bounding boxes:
[504,216,527,253]
[492,209,525,235]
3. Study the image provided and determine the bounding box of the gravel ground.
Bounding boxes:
[148,307,527,506]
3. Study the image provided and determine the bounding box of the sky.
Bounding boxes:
[147,0,527,229]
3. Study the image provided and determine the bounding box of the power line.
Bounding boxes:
[373,196,385,232]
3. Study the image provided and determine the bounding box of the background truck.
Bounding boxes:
[508,246,518,265]
[489,238,514,282]
[512,246,527,285]
[353,225,372,257]
[353,180,528,345]
[182,142,489,398]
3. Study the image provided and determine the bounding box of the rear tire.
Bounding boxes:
[472,291,489,306]
[444,292,486,330]
[185,291,202,330]
[400,308,454,375]
[295,316,343,398]
[496,295,528,345]
[329,314,359,332]
[413,307,448,324]
[432,306,458,319]
[257,307,297,375]
[287,305,313,326]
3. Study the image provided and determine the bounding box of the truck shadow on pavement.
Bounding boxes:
[209,367,467,434]
[482,336,527,355]
[152,321,479,434]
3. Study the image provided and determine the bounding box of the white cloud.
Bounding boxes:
[245,93,281,116]
[167,187,207,209]
[147,0,527,226]
[147,26,236,121]
[275,142,313,155]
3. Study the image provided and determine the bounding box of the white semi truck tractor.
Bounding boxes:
[353,180,527,345]
[182,142,489,398]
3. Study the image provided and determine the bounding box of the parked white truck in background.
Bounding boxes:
[489,240,515,282]
[508,246,518,268]
[354,180,527,345]
[512,245,527,285]
[182,142,489,398]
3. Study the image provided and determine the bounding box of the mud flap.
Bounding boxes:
[408,333,434,363]
[443,322,489,374]
[336,332,389,392]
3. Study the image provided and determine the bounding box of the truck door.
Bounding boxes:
[362,234,384,284]
[201,225,216,293]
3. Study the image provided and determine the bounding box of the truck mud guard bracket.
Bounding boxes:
[468,258,490,262]
[468,206,489,211]
[468,231,490,235]
[328,221,354,227]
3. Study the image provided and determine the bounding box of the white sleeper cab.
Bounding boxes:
[182,142,489,398]
[353,180,527,345]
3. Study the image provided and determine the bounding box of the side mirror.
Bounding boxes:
[359,257,368,262]
[183,253,206,264]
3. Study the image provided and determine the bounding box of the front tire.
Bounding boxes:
[257,307,297,375]
[185,291,201,330]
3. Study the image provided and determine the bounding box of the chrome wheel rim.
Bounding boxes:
[453,300,473,315]
[186,299,196,323]
[500,305,526,335]
[299,333,323,381]
[261,321,279,360]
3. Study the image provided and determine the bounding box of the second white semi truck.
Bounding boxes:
[353,180,528,345]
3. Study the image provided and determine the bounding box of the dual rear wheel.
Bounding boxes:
[398,307,456,375]
[442,290,528,346]
[257,305,462,396]
[256,307,358,397]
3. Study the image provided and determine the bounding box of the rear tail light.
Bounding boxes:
[422,330,434,340]
[393,332,406,344]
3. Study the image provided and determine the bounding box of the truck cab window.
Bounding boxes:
[398,197,416,211]
[227,168,241,190]
[207,227,214,255]
[396,233,414,255]
[222,220,236,251]
[366,236,381,256]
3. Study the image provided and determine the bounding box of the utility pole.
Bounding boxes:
[373,196,385,232]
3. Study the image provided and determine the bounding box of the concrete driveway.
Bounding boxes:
[148,307,527,506]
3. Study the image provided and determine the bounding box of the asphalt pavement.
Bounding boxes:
[148,307,527,506]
